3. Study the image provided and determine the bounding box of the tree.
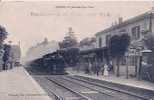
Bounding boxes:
[59,48,79,67]
[59,27,78,49]
[0,25,8,44]
[0,25,8,70]
[109,33,130,77]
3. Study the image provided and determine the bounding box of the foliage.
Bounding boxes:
[109,33,130,76]
[109,34,130,59]
[0,25,8,44]
[60,48,80,66]
[3,44,11,62]
[59,28,78,49]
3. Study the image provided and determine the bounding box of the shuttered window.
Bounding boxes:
[131,26,140,40]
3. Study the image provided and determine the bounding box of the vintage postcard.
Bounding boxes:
[0,1,154,100]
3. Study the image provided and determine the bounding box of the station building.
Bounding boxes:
[95,9,154,48]
[95,9,154,77]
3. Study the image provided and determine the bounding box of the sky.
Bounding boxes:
[0,1,154,56]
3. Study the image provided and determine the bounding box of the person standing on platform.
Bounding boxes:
[103,64,109,76]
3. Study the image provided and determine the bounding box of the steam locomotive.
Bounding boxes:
[28,47,108,75]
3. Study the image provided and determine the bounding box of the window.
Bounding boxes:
[106,34,111,46]
[99,37,102,48]
[131,26,140,40]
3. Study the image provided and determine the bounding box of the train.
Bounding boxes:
[28,47,109,75]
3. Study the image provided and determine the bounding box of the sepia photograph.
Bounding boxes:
[0,0,154,100]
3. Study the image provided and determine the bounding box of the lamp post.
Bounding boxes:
[125,52,129,79]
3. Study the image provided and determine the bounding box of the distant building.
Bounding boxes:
[10,45,21,66]
[95,9,154,48]
[26,38,59,62]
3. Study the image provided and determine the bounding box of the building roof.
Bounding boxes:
[79,47,107,55]
[95,10,154,36]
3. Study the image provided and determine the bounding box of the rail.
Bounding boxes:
[68,76,151,100]
[46,77,92,100]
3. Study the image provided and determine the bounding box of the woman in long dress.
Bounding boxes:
[103,64,109,76]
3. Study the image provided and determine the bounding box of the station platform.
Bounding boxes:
[67,69,154,91]
[0,67,51,100]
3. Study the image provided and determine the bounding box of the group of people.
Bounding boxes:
[0,44,14,71]
[76,58,113,76]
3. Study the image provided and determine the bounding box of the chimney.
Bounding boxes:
[118,17,123,24]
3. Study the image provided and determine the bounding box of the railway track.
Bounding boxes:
[33,76,89,100]
[47,76,120,100]
[64,75,153,100]
[33,75,153,100]
[33,76,63,99]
